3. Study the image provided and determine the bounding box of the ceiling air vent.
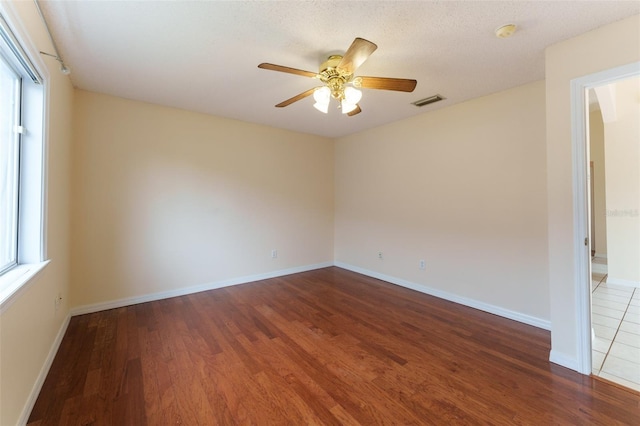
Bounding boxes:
[412,95,445,107]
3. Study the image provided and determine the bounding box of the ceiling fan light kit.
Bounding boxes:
[258,37,417,117]
[341,86,362,114]
[313,86,331,113]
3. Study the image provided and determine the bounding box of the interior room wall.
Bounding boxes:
[589,109,607,257]
[71,91,335,309]
[546,14,640,369]
[334,80,550,325]
[0,2,74,425]
[603,77,640,285]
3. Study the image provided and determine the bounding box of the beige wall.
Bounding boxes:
[71,91,334,308]
[335,80,549,323]
[546,14,640,366]
[604,77,640,284]
[589,109,607,257]
[0,2,74,425]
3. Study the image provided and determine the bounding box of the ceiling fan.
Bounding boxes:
[258,37,417,116]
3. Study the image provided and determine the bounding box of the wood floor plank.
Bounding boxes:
[253,333,342,419]
[27,267,640,425]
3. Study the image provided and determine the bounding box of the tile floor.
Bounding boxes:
[591,271,640,391]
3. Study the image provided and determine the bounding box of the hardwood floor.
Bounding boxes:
[28,267,639,425]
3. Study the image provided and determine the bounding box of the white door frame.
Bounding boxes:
[571,61,640,375]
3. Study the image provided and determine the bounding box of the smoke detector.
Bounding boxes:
[495,24,517,39]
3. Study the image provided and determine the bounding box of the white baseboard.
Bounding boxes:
[549,349,581,372]
[334,262,551,331]
[591,263,608,274]
[594,253,607,259]
[18,313,71,426]
[70,261,334,316]
[606,276,640,288]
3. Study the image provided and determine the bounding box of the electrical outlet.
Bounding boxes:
[378,251,383,259]
[419,260,426,270]
[271,249,278,259]
[54,292,62,311]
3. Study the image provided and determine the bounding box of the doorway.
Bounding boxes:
[587,78,640,390]
[569,61,639,388]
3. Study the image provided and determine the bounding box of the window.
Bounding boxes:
[0,9,47,308]
[0,49,21,274]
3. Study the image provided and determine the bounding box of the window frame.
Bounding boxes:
[0,5,50,312]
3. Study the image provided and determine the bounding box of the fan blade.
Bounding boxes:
[347,105,361,117]
[275,88,317,107]
[357,76,417,92]
[258,63,318,78]
[337,38,377,74]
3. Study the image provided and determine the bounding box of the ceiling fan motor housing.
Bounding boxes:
[319,55,353,100]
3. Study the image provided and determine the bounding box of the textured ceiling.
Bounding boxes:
[39,1,640,138]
